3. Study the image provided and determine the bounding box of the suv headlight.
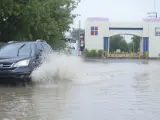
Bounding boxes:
[13,59,30,67]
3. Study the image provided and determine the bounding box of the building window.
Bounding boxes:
[155,27,160,36]
[90,26,98,35]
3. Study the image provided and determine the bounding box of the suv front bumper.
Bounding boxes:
[0,67,32,81]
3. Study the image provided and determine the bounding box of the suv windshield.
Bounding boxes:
[0,43,32,57]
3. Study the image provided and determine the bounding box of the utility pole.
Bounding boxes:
[78,20,81,49]
[147,0,158,18]
[154,0,156,12]
[154,0,158,18]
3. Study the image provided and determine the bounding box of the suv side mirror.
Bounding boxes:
[36,49,43,58]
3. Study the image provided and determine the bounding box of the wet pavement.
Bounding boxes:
[0,59,160,120]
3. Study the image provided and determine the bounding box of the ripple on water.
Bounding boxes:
[0,59,160,120]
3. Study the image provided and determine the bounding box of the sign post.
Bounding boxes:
[147,12,157,18]
[79,33,85,55]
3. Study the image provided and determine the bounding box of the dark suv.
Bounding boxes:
[0,40,53,83]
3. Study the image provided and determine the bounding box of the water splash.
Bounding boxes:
[31,52,139,85]
[31,52,85,84]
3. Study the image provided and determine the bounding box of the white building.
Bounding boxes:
[85,17,160,58]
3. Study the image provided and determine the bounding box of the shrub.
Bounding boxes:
[83,49,88,57]
[144,52,148,58]
[88,50,93,57]
[86,50,92,57]
[84,49,96,57]
[83,49,105,57]
[105,51,108,57]
[91,49,97,56]
[97,49,103,57]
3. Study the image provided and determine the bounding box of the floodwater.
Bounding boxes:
[0,55,160,120]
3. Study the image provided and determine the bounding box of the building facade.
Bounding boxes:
[85,17,160,58]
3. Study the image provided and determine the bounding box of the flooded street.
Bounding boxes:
[0,59,160,120]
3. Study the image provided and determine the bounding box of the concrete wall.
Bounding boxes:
[85,17,160,58]
[85,18,110,50]
[145,19,160,57]
[109,22,143,37]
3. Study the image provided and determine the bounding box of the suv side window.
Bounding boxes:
[45,43,53,52]
[36,43,44,51]
[42,43,52,53]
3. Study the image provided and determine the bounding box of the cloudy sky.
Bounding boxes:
[71,0,160,29]
[67,0,159,42]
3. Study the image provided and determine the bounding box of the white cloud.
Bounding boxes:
[71,0,160,29]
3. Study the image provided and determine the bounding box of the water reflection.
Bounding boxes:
[31,84,74,120]
[132,65,160,120]
[0,60,160,120]
[0,87,35,119]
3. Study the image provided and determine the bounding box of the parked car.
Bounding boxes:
[0,40,53,83]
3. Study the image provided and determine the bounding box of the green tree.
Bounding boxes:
[109,35,129,52]
[131,35,140,52]
[120,39,129,52]
[0,0,79,49]
[128,35,140,52]
[128,42,133,52]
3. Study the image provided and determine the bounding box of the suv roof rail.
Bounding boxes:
[36,39,46,42]
[8,41,18,44]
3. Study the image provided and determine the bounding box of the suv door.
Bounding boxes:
[41,43,53,54]
[45,43,53,53]
[36,42,44,52]
[35,43,44,66]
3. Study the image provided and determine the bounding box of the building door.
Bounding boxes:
[143,37,149,53]
[104,37,109,51]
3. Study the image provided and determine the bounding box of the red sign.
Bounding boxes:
[80,33,84,40]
